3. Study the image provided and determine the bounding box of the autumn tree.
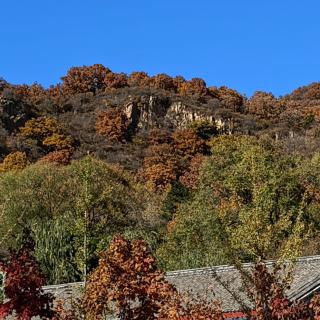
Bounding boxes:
[43,133,74,152]
[246,91,285,119]
[12,83,47,105]
[104,72,128,89]
[149,73,175,91]
[127,71,150,87]
[172,129,208,159]
[20,117,60,141]
[178,78,208,99]
[47,84,66,109]
[61,64,111,95]
[179,154,206,190]
[140,144,182,189]
[38,150,71,165]
[20,116,74,153]
[0,151,29,172]
[172,76,186,93]
[83,235,176,320]
[289,82,320,100]
[0,246,55,320]
[82,234,228,320]
[96,108,129,141]
[211,86,245,112]
[147,128,173,145]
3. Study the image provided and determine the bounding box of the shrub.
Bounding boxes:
[38,150,71,165]
[96,108,129,141]
[42,133,74,151]
[20,117,60,141]
[0,151,28,172]
[0,247,54,320]
[147,129,173,145]
[190,120,217,140]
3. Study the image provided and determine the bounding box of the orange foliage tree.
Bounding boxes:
[96,108,129,141]
[20,117,60,141]
[12,83,47,105]
[82,234,226,320]
[127,71,150,87]
[42,134,74,152]
[47,84,65,107]
[20,117,74,152]
[104,72,128,89]
[38,150,71,165]
[209,86,244,112]
[149,74,175,91]
[140,144,181,189]
[179,154,206,190]
[246,91,285,119]
[147,129,173,145]
[172,129,208,159]
[82,235,177,320]
[61,64,111,95]
[172,76,186,93]
[178,78,208,98]
[289,82,320,100]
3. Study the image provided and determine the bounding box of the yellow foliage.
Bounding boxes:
[0,151,29,172]
[42,134,73,151]
[20,117,74,153]
[20,117,60,141]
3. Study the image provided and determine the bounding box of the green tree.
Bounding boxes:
[0,158,162,284]
[158,136,313,270]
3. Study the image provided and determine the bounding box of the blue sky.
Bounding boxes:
[1,0,320,97]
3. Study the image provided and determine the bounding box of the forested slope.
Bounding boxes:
[1,65,320,285]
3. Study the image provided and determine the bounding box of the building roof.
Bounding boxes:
[42,255,320,314]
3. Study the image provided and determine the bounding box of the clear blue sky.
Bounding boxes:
[1,0,319,97]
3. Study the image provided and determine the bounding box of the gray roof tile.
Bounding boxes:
[5,255,320,319]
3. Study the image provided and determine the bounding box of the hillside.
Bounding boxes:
[1,65,320,171]
[1,65,320,288]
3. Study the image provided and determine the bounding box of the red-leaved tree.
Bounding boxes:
[0,247,55,320]
[83,235,176,320]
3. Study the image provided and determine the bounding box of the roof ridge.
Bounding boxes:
[166,254,320,277]
[42,254,320,289]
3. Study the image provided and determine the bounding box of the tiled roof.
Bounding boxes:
[166,255,320,311]
[41,255,320,314]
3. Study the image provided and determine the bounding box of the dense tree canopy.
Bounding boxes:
[1,66,320,315]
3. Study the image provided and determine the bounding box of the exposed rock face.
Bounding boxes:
[124,95,169,129]
[122,95,232,133]
[165,102,215,128]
